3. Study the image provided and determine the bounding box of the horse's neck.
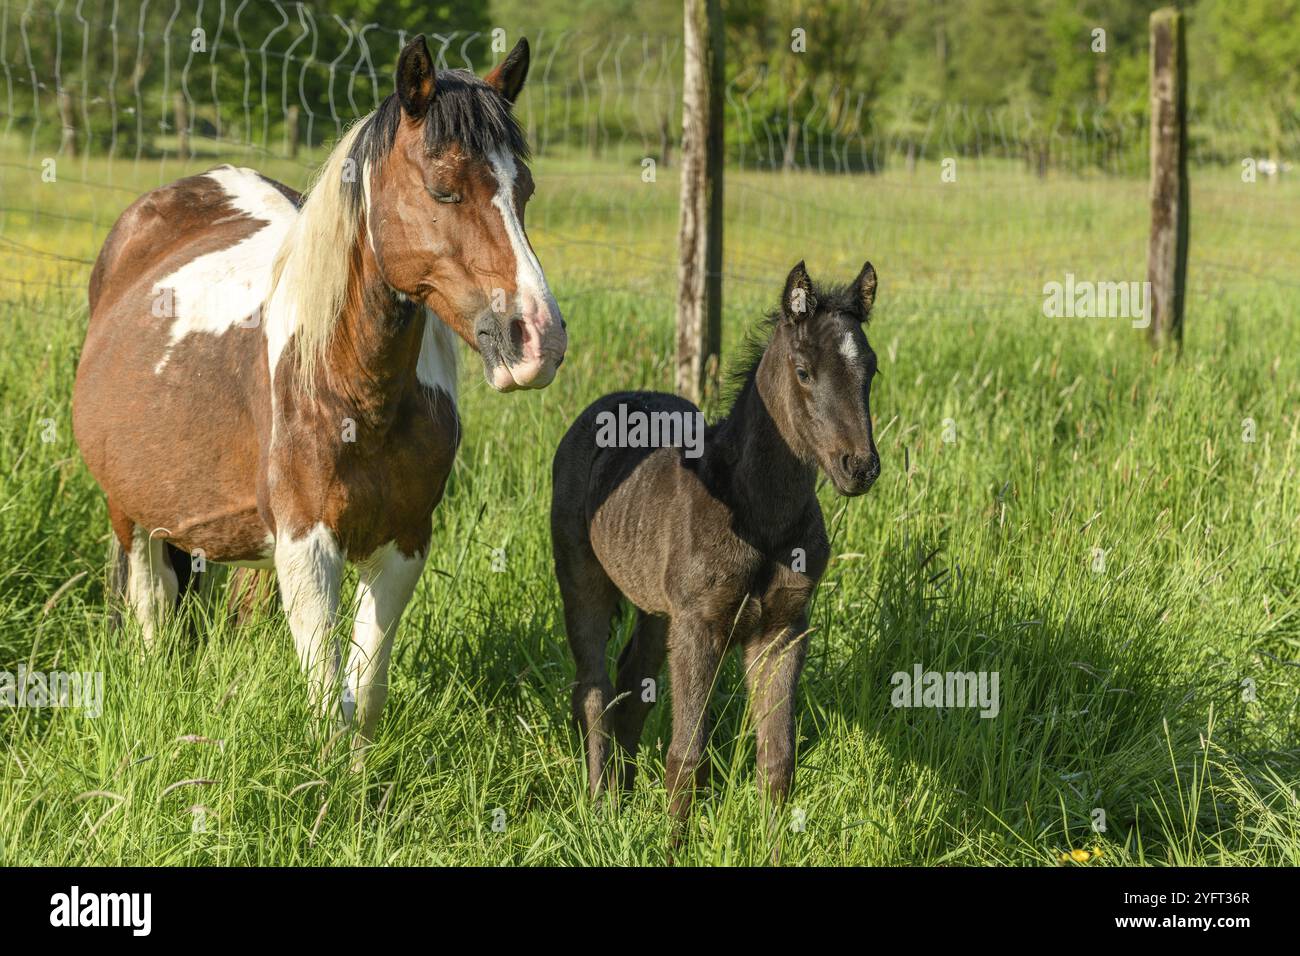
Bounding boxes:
[709,357,816,535]
[318,240,425,427]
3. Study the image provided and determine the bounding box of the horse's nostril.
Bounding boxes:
[508,318,529,358]
[840,451,878,486]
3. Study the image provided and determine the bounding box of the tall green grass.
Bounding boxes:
[0,143,1297,865]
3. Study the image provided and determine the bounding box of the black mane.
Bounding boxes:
[344,69,529,213]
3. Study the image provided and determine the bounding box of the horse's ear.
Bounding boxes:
[486,38,530,104]
[852,261,878,321]
[396,35,436,119]
[782,260,816,323]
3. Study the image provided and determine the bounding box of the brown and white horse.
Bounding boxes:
[72,36,565,748]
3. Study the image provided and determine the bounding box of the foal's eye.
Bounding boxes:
[429,188,461,204]
[795,367,812,384]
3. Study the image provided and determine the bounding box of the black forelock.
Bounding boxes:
[344,68,529,213]
[814,280,872,323]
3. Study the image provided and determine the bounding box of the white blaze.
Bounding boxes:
[487,149,555,322]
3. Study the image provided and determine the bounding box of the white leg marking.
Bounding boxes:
[274,523,345,726]
[126,526,178,648]
[345,543,427,751]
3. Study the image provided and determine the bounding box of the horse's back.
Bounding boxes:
[75,165,301,561]
[87,166,299,319]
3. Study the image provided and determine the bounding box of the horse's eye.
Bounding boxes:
[795,367,812,384]
[429,188,461,204]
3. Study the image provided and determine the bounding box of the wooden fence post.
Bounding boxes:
[1147,7,1189,350]
[675,0,724,405]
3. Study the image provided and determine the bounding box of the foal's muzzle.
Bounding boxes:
[834,450,880,496]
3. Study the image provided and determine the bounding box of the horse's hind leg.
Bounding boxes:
[555,541,621,799]
[612,610,668,793]
[105,508,131,634]
[165,542,194,602]
[122,521,179,649]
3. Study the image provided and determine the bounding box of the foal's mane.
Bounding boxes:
[719,314,778,412]
[268,69,528,393]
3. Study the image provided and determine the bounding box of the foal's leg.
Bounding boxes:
[124,524,179,649]
[742,617,810,806]
[612,610,668,793]
[665,615,723,822]
[555,545,621,798]
[274,525,345,728]
[345,544,426,763]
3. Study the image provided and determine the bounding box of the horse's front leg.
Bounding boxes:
[274,524,345,730]
[345,543,427,765]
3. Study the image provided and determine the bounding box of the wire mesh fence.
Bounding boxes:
[1,0,1297,339]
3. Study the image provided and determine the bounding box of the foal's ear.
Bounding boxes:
[851,261,878,321]
[486,38,530,104]
[782,260,817,323]
[396,35,436,119]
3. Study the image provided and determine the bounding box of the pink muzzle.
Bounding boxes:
[490,296,567,391]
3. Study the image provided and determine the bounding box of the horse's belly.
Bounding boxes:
[74,312,274,564]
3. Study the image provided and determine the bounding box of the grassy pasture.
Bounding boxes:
[0,139,1297,865]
